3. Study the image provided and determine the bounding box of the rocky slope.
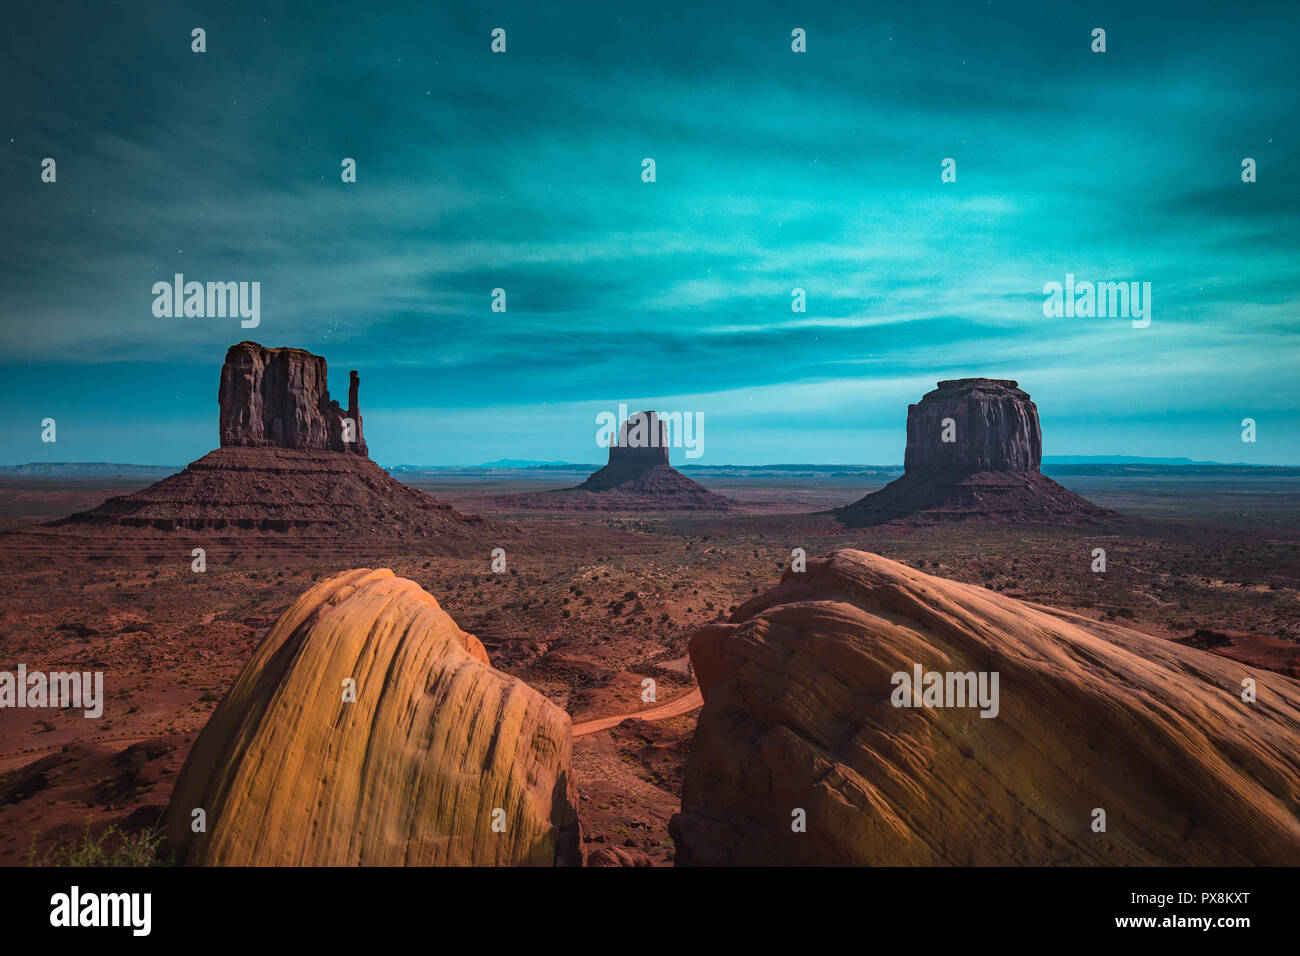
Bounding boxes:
[671,549,1300,865]
[164,569,582,866]
[58,446,488,537]
[836,379,1109,525]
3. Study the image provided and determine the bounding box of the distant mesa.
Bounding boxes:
[835,378,1110,525]
[164,569,582,866]
[55,342,488,538]
[671,549,1300,865]
[509,410,733,511]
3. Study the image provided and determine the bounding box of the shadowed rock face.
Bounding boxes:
[671,550,1300,866]
[164,569,582,866]
[836,378,1108,525]
[904,378,1041,474]
[219,341,366,456]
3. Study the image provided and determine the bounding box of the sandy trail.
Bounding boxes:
[571,687,703,738]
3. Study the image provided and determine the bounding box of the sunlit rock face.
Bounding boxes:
[165,569,583,866]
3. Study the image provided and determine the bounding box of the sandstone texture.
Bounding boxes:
[165,569,582,866]
[837,379,1109,524]
[671,549,1300,865]
[219,341,366,455]
[904,378,1040,473]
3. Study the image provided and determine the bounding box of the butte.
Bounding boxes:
[509,410,732,511]
[54,341,491,541]
[834,378,1110,526]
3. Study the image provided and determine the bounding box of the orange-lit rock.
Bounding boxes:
[165,569,580,866]
[672,549,1300,865]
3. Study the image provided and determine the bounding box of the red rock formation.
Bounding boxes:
[904,378,1040,473]
[57,343,489,539]
[581,410,671,487]
[836,378,1108,524]
[509,410,732,510]
[671,550,1300,866]
[219,341,366,456]
[58,446,490,537]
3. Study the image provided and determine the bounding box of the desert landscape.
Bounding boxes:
[4,7,1297,945]
[1,343,1297,867]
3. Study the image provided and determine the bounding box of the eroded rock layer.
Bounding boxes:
[55,342,489,538]
[165,569,582,866]
[671,550,1300,866]
[904,378,1040,473]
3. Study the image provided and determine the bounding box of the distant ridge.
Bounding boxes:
[0,462,179,477]
[1043,455,1243,466]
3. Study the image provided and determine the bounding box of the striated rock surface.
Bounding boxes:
[836,379,1108,524]
[511,411,731,511]
[219,341,366,455]
[671,549,1300,866]
[165,569,582,866]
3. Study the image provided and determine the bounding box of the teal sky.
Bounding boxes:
[1,0,1297,466]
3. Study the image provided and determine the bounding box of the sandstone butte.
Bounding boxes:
[671,549,1300,866]
[56,342,489,539]
[836,378,1110,525]
[164,568,582,866]
[513,410,732,511]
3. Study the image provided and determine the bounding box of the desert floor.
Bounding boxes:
[1,468,1297,866]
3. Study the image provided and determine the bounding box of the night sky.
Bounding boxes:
[2,1,1296,465]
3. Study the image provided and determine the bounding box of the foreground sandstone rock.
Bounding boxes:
[671,550,1300,865]
[165,569,582,866]
[836,378,1109,524]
